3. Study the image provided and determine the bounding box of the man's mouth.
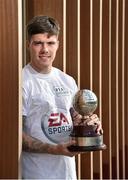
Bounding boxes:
[39,55,50,58]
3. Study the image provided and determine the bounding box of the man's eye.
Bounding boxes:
[48,42,56,45]
[32,41,57,46]
[33,41,42,45]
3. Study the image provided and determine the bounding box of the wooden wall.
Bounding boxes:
[0,0,19,178]
[0,0,127,179]
[25,0,128,179]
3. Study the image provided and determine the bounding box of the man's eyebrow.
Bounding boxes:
[33,40,42,43]
[32,40,57,43]
[31,40,58,46]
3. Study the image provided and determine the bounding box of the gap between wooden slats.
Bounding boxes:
[99,0,103,178]
[77,0,81,179]
[109,0,112,178]
[90,0,93,178]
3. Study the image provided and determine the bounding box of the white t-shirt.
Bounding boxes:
[22,64,78,179]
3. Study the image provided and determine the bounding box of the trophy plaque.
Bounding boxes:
[68,89,106,152]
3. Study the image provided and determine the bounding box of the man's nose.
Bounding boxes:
[41,42,48,51]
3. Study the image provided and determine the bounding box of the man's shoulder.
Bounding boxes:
[53,67,73,80]
[53,67,77,89]
[22,64,30,74]
[22,64,33,85]
[23,64,33,78]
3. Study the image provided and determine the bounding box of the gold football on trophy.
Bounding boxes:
[73,89,98,116]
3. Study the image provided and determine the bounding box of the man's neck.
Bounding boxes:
[30,62,52,74]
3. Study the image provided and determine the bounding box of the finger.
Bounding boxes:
[89,114,98,119]
[74,113,82,119]
[89,115,100,122]
[87,117,100,125]
[95,124,103,133]
[83,115,90,119]
[72,115,82,125]
[100,129,104,134]
[70,107,79,115]
[65,140,76,147]
[70,107,80,119]
[73,119,82,125]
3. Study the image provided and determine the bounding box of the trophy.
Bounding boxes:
[68,89,106,151]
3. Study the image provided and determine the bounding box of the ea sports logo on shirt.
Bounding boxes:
[41,109,72,143]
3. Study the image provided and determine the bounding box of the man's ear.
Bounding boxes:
[57,40,59,50]
[26,40,30,50]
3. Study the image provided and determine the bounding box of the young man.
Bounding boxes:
[22,15,101,179]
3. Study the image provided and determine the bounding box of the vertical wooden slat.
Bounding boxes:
[125,2,128,179]
[80,0,91,179]
[111,0,117,178]
[116,0,119,178]
[66,0,78,81]
[66,1,80,179]
[121,0,125,178]
[99,0,103,179]
[0,0,19,178]
[22,0,27,66]
[90,0,93,91]
[80,0,90,89]
[102,0,110,179]
[90,1,94,179]
[18,0,23,178]
[77,0,81,179]
[118,0,123,176]
[77,0,80,88]
[109,0,112,178]
[63,0,66,73]
[92,0,101,179]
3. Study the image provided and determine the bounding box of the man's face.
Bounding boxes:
[28,33,59,72]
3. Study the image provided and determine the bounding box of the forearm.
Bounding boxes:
[22,116,78,156]
[22,115,51,153]
[22,131,51,153]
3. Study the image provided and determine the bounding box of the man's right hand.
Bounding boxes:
[23,132,80,157]
[47,140,80,157]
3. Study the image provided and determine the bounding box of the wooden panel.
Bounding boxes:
[80,0,91,179]
[0,0,19,178]
[102,0,110,178]
[80,0,128,179]
[110,0,117,178]
[125,1,128,179]
[92,0,101,179]
[80,0,90,89]
[66,1,81,177]
[66,0,78,80]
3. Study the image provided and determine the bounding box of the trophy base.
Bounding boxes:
[68,144,106,152]
[68,135,107,152]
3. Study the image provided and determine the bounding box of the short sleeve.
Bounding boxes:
[22,83,30,116]
[72,77,79,94]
